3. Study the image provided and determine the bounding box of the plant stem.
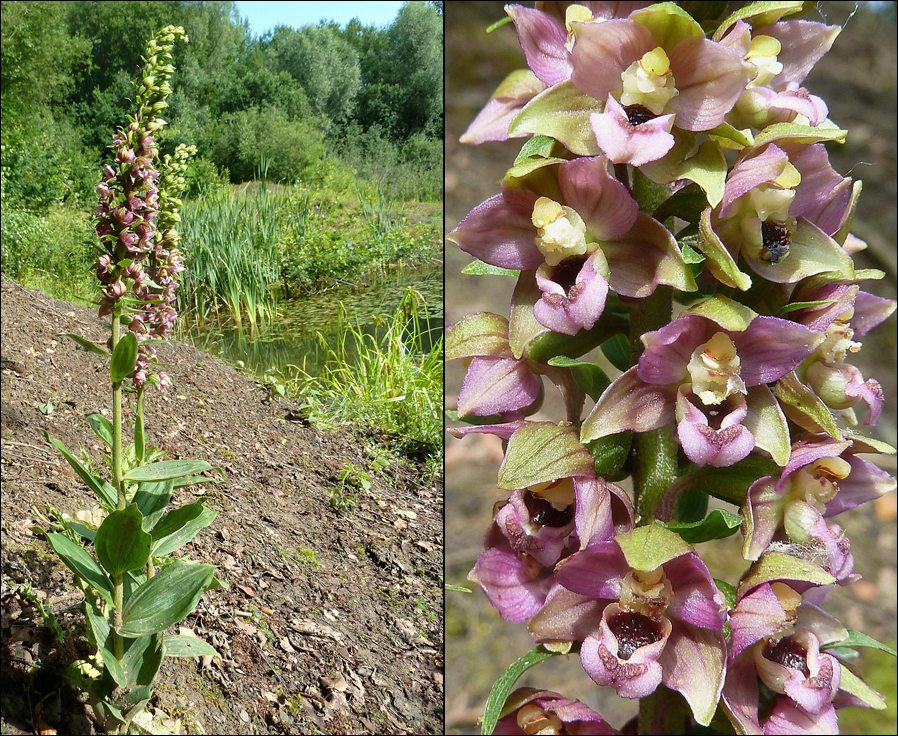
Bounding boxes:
[111,310,125,658]
[629,286,679,521]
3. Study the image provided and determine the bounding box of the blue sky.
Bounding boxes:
[234,1,405,35]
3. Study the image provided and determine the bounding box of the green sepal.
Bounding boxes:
[712,1,804,40]
[686,294,757,332]
[630,2,704,49]
[505,135,568,179]
[838,666,887,710]
[695,208,752,291]
[508,81,602,156]
[497,422,593,490]
[446,312,510,361]
[751,122,847,148]
[738,552,835,598]
[616,523,692,571]
[774,372,841,439]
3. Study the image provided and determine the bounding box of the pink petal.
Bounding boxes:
[457,357,542,416]
[448,189,541,269]
[768,85,829,127]
[590,96,676,167]
[718,19,751,55]
[663,553,727,630]
[729,584,789,661]
[575,476,635,546]
[758,21,840,88]
[581,366,677,441]
[555,541,628,599]
[570,19,653,101]
[534,254,609,335]
[460,73,546,144]
[743,475,784,561]
[558,156,637,239]
[668,37,753,131]
[786,143,851,236]
[792,282,858,332]
[528,584,608,643]
[720,144,789,218]
[506,5,572,86]
[722,656,763,735]
[469,547,552,623]
[851,290,897,338]
[763,700,838,735]
[825,455,897,517]
[638,314,707,385]
[677,392,755,468]
[845,372,884,426]
[448,420,526,441]
[733,316,824,387]
[601,212,691,297]
[659,622,727,727]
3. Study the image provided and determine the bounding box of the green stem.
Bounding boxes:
[111,310,125,658]
[629,286,679,521]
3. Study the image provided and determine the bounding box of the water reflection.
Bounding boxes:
[185,264,442,378]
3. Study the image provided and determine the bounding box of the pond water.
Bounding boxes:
[185,262,443,378]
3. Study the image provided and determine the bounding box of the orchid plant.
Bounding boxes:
[448,2,896,734]
[39,27,221,734]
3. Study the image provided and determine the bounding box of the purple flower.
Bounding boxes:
[530,524,726,725]
[581,305,823,468]
[492,687,618,735]
[448,157,694,334]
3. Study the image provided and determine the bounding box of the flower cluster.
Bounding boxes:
[449,3,895,734]
[93,25,190,388]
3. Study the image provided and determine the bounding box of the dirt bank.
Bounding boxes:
[0,278,443,735]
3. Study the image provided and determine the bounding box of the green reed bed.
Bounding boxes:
[290,289,443,472]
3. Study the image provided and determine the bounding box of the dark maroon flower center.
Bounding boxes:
[523,491,573,528]
[624,104,657,126]
[608,611,664,660]
[760,221,790,264]
[552,256,587,294]
[763,636,810,676]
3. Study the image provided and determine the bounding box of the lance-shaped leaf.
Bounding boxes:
[742,385,791,466]
[85,412,114,447]
[59,332,107,355]
[822,631,897,657]
[738,552,835,598]
[119,560,214,637]
[164,633,220,658]
[679,455,780,506]
[110,332,138,384]
[546,356,610,400]
[581,367,677,443]
[124,459,212,483]
[712,1,804,40]
[616,523,692,571]
[586,432,632,479]
[122,633,163,687]
[45,533,114,606]
[508,80,603,156]
[751,122,847,148]
[152,504,218,556]
[497,422,593,490]
[839,666,887,710]
[45,434,118,509]
[96,505,152,576]
[480,646,561,735]
[461,260,521,278]
[696,208,752,290]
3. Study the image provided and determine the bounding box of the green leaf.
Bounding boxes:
[738,552,835,598]
[45,533,114,606]
[654,183,709,224]
[600,334,631,372]
[45,433,118,509]
[506,135,568,179]
[486,15,512,32]
[122,634,164,687]
[445,583,473,593]
[123,459,212,483]
[59,332,107,355]
[481,647,560,735]
[524,313,626,364]
[616,523,692,571]
[585,432,632,479]
[85,412,114,447]
[707,122,754,149]
[110,333,138,384]
[152,503,218,556]
[120,560,214,637]
[461,261,520,278]
[497,422,593,491]
[96,506,152,576]
[446,312,510,362]
[714,579,737,610]
[774,372,841,439]
[546,356,610,400]
[84,599,111,650]
[675,489,709,524]
[751,122,847,148]
[687,294,757,332]
[508,80,602,156]
[98,644,128,688]
[163,634,219,658]
[696,208,752,291]
[680,456,780,506]
[663,509,743,544]
[677,141,727,208]
[822,631,897,657]
[133,479,174,530]
[838,665,887,710]
[712,1,804,40]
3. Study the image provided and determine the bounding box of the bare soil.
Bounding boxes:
[0,278,443,735]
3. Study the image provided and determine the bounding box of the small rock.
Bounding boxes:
[239,709,250,723]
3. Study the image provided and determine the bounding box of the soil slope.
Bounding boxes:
[0,279,443,735]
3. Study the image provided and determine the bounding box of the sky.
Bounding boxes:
[234,1,405,36]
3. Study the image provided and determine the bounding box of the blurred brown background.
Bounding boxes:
[445,2,898,733]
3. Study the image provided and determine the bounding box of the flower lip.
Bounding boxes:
[624,104,657,126]
[762,635,810,676]
[608,610,665,660]
[760,220,791,263]
[523,491,574,528]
